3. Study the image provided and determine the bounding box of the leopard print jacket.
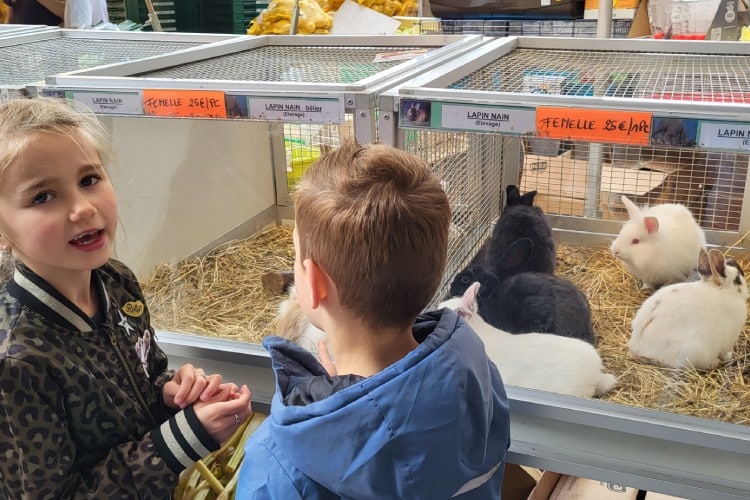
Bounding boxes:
[0,260,219,499]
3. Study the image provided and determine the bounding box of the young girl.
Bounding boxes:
[0,98,253,498]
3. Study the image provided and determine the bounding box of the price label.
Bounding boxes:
[536,107,652,145]
[142,90,227,118]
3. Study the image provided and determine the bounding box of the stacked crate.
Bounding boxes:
[175,0,268,34]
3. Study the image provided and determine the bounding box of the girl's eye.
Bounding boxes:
[32,192,53,205]
[631,238,640,244]
[80,175,100,188]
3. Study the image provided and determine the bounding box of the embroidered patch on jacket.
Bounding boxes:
[122,300,145,317]
[117,309,136,336]
[135,329,151,378]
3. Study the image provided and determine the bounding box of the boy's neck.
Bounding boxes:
[327,322,419,378]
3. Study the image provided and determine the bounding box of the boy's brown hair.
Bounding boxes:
[293,139,450,331]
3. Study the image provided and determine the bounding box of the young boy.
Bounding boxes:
[237,139,510,498]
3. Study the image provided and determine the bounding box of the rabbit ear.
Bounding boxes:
[643,216,659,234]
[708,248,727,279]
[696,248,712,278]
[460,281,480,310]
[519,190,538,206]
[496,238,534,275]
[505,185,522,206]
[621,195,642,219]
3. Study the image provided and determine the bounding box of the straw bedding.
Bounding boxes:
[142,228,750,425]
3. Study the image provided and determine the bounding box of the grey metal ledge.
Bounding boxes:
[158,331,750,499]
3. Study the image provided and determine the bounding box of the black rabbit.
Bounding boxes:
[486,185,556,280]
[449,239,596,346]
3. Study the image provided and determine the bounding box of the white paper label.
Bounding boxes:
[72,92,143,115]
[698,121,750,151]
[248,98,343,123]
[441,103,536,134]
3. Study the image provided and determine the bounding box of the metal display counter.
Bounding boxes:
[0,28,240,100]
[158,329,750,500]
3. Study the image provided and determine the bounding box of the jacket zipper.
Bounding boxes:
[108,330,156,427]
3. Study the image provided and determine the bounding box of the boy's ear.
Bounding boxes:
[302,258,330,309]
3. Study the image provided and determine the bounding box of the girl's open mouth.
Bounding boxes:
[70,230,105,251]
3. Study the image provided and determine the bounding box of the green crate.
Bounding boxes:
[171,0,263,34]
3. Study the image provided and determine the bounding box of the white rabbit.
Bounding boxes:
[629,248,748,370]
[610,195,706,289]
[277,285,327,356]
[439,283,617,398]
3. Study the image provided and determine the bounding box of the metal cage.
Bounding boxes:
[0,28,238,101]
[380,37,750,287]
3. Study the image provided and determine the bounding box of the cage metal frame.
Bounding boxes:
[33,34,486,211]
[0,28,240,101]
[379,36,750,251]
[376,35,750,500]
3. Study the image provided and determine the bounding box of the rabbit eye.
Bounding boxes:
[461,276,471,283]
[631,238,640,244]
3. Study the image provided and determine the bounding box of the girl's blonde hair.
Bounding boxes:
[0,98,113,184]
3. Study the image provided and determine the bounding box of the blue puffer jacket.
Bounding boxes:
[236,308,510,499]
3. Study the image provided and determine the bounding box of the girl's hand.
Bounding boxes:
[193,385,253,444]
[162,363,223,409]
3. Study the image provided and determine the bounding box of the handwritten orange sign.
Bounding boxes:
[142,90,227,118]
[536,107,652,145]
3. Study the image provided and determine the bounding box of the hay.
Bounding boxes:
[142,225,295,344]
[142,226,750,425]
[557,242,750,426]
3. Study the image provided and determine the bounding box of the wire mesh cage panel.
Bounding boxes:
[449,47,750,100]
[133,45,434,82]
[0,31,230,99]
[283,119,355,193]
[41,35,485,205]
[401,130,506,304]
[380,37,750,251]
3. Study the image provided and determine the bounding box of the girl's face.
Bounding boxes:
[0,131,118,284]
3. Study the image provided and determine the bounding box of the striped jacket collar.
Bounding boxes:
[7,265,110,333]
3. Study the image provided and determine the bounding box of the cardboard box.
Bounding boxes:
[528,471,564,500]
[502,463,544,500]
[583,0,640,19]
[520,151,675,217]
[645,492,689,500]
[550,474,638,499]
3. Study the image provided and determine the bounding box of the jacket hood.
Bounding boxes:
[262,308,510,498]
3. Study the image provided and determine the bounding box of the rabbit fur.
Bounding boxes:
[486,185,556,279]
[440,282,616,398]
[449,239,596,345]
[629,248,748,370]
[611,195,706,289]
[277,285,327,356]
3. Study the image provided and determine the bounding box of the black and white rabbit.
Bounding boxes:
[439,282,616,398]
[610,195,706,289]
[486,185,556,279]
[449,238,596,346]
[629,248,748,370]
